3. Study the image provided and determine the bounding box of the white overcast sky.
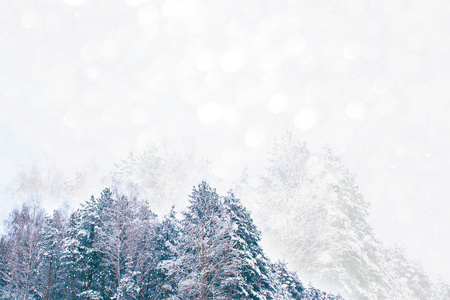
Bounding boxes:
[1,0,450,282]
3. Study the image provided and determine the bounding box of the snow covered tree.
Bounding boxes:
[114,257,140,300]
[124,198,161,300]
[221,191,275,299]
[0,200,45,299]
[267,138,386,298]
[383,247,432,299]
[431,277,450,300]
[59,187,162,299]
[93,188,139,299]
[0,236,9,294]
[174,182,235,299]
[174,182,260,299]
[111,142,213,215]
[301,283,344,300]
[60,210,84,300]
[58,186,174,300]
[150,207,181,299]
[37,209,69,300]
[76,193,103,299]
[240,133,437,299]
[271,261,304,299]
[158,181,342,300]
[59,189,117,299]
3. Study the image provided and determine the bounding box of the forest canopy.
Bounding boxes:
[0,181,342,300]
[1,134,449,299]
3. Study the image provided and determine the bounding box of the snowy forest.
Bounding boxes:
[1,134,450,300]
[2,0,450,298]
[0,181,342,299]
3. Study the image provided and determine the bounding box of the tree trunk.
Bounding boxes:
[71,273,75,300]
[200,223,206,300]
[44,260,53,300]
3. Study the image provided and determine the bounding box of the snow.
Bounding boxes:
[0,0,450,291]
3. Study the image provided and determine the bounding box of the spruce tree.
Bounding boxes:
[221,192,275,299]
[152,207,181,299]
[114,257,140,300]
[37,209,68,300]
[271,261,304,299]
[60,210,83,300]
[241,133,436,299]
[174,182,235,299]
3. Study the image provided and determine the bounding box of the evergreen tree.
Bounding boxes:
[126,198,160,300]
[271,261,304,299]
[37,209,68,300]
[76,193,103,299]
[95,189,130,299]
[60,210,83,300]
[383,247,432,299]
[221,192,275,299]
[174,182,236,299]
[114,257,140,300]
[240,133,436,299]
[431,277,450,300]
[301,283,343,300]
[152,207,181,299]
[61,187,164,300]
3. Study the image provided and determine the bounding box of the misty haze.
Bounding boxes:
[1,0,449,299]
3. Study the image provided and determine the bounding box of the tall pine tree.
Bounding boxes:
[174,182,234,299]
[240,133,434,299]
[37,209,68,300]
[221,192,275,299]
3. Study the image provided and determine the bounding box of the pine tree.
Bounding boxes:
[60,210,83,300]
[58,186,169,299]
[431,277,450,300]
[241,133,438,299]
[244,134,383,298]
[114,257,140,300]
[271,261,304,299]
[126,198,160,300]
[76,193,103,299]
[383,247,432,299]
[174,182,236,299]
[152,207,181,299]
[301,283,343,300]
[37,209,68,300]
[221,192,275,299]
[95,189,128,299]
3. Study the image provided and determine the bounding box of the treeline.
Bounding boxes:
[5,133,449,299]
[0,182,342,300]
